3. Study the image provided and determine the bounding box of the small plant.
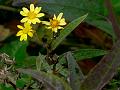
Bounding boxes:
[0,0,120,90]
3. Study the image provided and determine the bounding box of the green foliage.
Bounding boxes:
[0,84,15,90]
[59,49,108,64]
[36,0,103,21]
[66,52,84,90]
[16,74,33,89]
[22,56,36,68]
[108,79,120,89]
[16,79,26,89]
[36,53,51,72]
[103,67,120,90]
[112,0,120,13]
[0,40,28,63]
[74,49,108,60]
[18,69,72,90]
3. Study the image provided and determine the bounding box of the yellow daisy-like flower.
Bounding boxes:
[16,22,34,41]
[42,13,66,32]
[20,4,44,24]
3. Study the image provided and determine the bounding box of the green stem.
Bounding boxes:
[0,5,17,12]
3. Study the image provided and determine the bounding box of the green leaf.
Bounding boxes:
[16,79,26,89]
[36,53,44,71]
[36,53,50,71]
[18,69,72,90]
[59,49,108,64]
[66,52,84,90]
[51,14,88,50]
[0,40,28,63]
[74,49,108,60]
[22,56,36,68]
[0,83,15,90]
[112,0,120,13]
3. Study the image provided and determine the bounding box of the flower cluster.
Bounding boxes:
[16,4,66,41]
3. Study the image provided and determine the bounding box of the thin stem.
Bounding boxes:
[0,5,17,12]
[105,0,120,39]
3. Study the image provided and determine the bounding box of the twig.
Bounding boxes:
[0,5,17,12]
[105,0,120,39]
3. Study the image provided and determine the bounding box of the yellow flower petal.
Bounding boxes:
[32,18,40,24]
[28,32,33,37]
[16,30,23,36]
[47,26,52,29]
[34,7,41,14]
[20,35,24,41]
[52,28,58,32]
[20,11,27,16]
[22,7,29,13]
[31,29,34,32]
[42,21,50,25]
[59,18,66,25]
[17,25,24,29]
[23,34,27,41]
[36,13,44,17]
[53,14,56,19]
[32,20,36,24]
[27,19,32,24]
[21,17,28,23]
[30,4,34,12]
[57,13,63,20]
[58,26,64,29]
[21,34,27,41]
[24,22,31,27]
[35,18,41,23]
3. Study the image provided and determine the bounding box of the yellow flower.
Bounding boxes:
[16,22,34,41]
[20,4,44,24]
[42,13,66,32]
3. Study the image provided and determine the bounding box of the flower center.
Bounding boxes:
[51,20,59,28]
[28,11,36,19]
